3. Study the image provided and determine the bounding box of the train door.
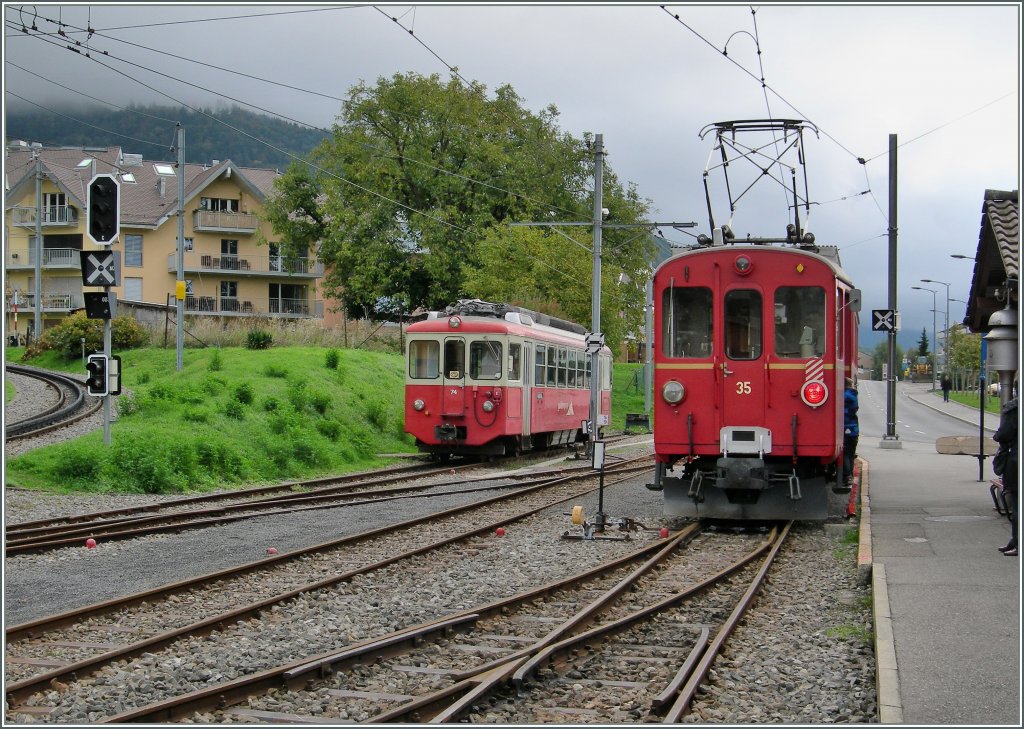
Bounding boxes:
[520,343,532,436]
[721,289,766,428]
[442,337,466,417]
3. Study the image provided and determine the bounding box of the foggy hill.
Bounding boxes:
[5,103,327,170]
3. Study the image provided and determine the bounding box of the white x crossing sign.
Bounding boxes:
[81,250,120,287]
[872,309,897,332]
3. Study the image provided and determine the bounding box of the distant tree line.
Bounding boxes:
[5,103,326,169]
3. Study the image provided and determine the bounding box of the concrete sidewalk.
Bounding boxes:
[864,382,1020,724]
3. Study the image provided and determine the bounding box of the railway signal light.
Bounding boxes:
[85,353,109,396]
[87,174,120,245]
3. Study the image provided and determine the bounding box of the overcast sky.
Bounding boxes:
[3,2,1021,351]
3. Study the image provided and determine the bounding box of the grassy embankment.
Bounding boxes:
[4,348,653,495]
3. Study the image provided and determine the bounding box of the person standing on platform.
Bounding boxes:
[993,397,1018,556]
[941,373,952,402]
[839,377,859,493]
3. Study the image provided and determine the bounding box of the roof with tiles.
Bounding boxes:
[5,143,281,228]
[964,189,1019,332]
[984,189,1018,281]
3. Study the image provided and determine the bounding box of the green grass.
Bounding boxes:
[610,363,651,434]
[5,346,649,495]
[5,347,415,495]
[947,390,1002,415]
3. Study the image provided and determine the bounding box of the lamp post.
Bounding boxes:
[911,286,938,390]
[920,279,950,377]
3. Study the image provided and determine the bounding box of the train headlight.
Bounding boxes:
[482,399,495,413]
[801,381,828,407]
[734,255,753,275]
[413,399,425,411]
[449,316,462,329]
[662,380,686,404]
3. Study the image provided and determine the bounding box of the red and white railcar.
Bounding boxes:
[650,236,860,520]
[405,300,612,459]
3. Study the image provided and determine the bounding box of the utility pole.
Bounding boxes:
[175,124,185,371]
[33,152,43,342]
[588,134,604,455]
[882,133,902,448]
[509,134,696,530]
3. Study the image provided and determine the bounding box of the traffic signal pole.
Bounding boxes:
[103,317,112,445]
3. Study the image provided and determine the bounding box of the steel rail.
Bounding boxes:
[358,525,784,723]
[4,364,97,439]
[4,461,652,707]
[102,526,699,723]
[661,520,793,722]
[4,461,617,554]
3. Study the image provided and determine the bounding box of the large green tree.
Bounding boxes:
[262,72,652,346]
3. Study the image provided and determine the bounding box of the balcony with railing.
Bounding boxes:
[168,252,324,278]
[183,295,323,319]
[7,292,85,312]
[5,247,82,270]
[192,210,259,234]
[10,205,80,227]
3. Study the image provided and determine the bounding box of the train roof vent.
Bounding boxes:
[504,312,534,326]
[444,299,585,334]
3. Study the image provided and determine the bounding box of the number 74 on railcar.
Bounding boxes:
[649,241,862,520]
[404,302,612,459]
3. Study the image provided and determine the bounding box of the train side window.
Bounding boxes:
[444,338,465,379]
[577,350,586,388]
[546,346,557,386]
[725,289,763,360]
[662,286,713,358]
[509,343,522,381]
[470,340,503,380]
[535,344,546,386]
[567,350,577,388]
[409,340,440,379]
[773,286,825,358]
[557,347,568,387]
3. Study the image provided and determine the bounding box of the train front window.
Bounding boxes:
[469,341,503,380]
[774,286,825,358]
[444,338,465,379]
[725,289,763,360]
[662,287,713,358]
[409,340,440,379]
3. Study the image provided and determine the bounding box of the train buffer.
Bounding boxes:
[934,435,998,457]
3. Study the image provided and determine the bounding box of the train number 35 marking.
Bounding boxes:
[735,381,752,395]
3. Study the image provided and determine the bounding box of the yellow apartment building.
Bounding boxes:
[4,142,326,341]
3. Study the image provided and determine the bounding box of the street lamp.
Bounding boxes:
[920,279,950,376]
[911,286,938,390]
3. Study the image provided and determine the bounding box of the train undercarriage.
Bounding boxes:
[649,454,839,520]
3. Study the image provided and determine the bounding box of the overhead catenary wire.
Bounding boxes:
[6,22,590,290]
[6,9,588,218]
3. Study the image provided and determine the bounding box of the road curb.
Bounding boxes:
[873,563,904,723]
[863,457,904,723]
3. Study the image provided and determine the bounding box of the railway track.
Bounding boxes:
[99,522,789,723]
[4,460,496,554]
[4,364,100,441]
[4,453,612,554]
[4,457,654,721]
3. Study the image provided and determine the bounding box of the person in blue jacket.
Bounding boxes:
[839,377,859,493]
